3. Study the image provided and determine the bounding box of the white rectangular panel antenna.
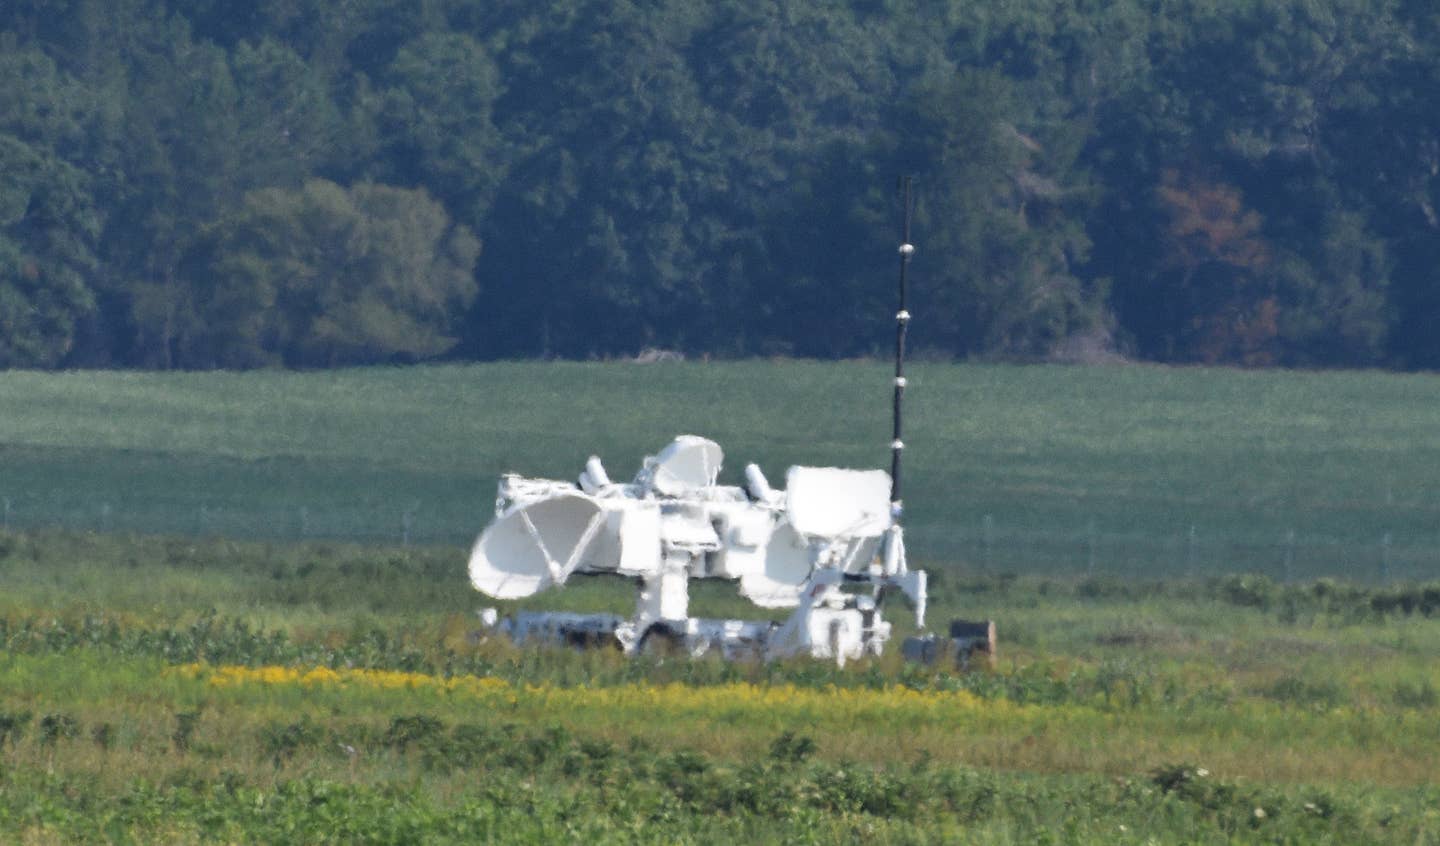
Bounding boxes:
[784,467,893,539]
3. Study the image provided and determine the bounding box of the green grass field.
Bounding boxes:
[2,361,1439,579]
[3,362,1438,841]
[2,529,1439,843]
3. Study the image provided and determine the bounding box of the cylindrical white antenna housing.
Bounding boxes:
[585,456,612,488]
[744,463,775,503]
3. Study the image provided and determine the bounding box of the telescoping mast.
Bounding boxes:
[466,182,937,665]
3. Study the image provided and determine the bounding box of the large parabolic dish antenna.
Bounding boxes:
[468,493,605,599]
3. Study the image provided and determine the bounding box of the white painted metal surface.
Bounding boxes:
[467,492,604,599]
[468,436,928,663]
[785,466,892,540]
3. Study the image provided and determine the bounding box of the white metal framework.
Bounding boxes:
[469,436,927,664]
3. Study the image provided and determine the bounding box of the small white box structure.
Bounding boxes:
[468,436,927,664]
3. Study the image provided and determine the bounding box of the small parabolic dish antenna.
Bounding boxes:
[643,435,722,496]
[468,493,604,599]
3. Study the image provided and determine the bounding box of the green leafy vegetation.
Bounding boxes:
[179,179,479,367]
[3,1,1440,368]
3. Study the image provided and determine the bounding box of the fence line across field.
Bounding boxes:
[1,491,1433,584]
[909,517,1439,583]
[0,492,468,547]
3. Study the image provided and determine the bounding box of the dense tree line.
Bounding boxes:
[1,0,1438,370]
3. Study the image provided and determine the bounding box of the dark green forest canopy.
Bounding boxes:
[1,0,1437,369]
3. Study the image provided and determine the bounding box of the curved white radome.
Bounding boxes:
[468,493,605,599]
[738,521,812,608]
[645,435,723,496]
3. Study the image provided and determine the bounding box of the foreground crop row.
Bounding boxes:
[2,650,1437,845]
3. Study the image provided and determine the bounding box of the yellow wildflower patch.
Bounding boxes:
[172,663,1021,725]
[174,663,512,695]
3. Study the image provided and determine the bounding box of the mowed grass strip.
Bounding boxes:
[2,362,1440,575]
